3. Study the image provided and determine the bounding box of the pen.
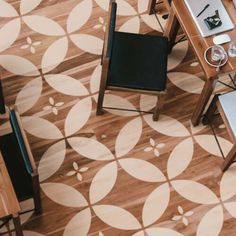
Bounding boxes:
[197,4,210,17]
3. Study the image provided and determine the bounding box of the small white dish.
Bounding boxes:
[204,46,228,68]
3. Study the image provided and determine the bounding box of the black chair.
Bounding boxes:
[96,0,169,121]
[0,108,42,215]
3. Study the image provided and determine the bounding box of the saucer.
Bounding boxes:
[204,46,228,68]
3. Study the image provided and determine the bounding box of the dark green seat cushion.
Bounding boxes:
[107,32,168,91]
[9,109,33,174]
[0,133,33,201]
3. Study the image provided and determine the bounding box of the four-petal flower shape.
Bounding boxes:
[66,161,89,181]
[21,37,41,54]
[144,138,165,157]
[172,206,194,226]
[43,97,64,115]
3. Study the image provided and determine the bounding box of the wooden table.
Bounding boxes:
[164,0,236,126]
[0,152,23,236]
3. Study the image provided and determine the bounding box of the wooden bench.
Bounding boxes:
[203,91,236,171]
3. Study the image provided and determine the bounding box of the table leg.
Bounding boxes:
[12,214,23,236]
[148,0,156,15]
[163,6,179,53]
[222,144,236,171]
[191,77,218,126]
[202,94,219,125]
[163,0,171,11]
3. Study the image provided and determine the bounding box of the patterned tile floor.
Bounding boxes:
[0,0,236,235]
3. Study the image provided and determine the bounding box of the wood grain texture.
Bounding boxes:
[0,0,236,235]
[0,152,21,218]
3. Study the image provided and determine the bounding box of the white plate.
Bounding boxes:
[204,46,228,68]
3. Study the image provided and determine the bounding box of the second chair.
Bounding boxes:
[0,108,42,215]
[96,0,169,121]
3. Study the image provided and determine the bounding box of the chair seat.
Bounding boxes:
[107,32,168,92]
[0,133,33,201]
[219,90,236,138]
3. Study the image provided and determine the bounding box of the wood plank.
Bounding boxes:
[0,0,235,235]
[0,152,21,218]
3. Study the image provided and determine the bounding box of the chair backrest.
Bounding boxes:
[0,109,37,202]
[99,0,117,93]
[9,109,36,174]
[102,0,117,62]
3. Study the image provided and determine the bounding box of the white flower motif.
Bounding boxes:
[20,37,41,54]
[172,206,194,226]
[144,138,165,157]
[66,161,89,181]
[93,17,106,32]
[43,97,64,115]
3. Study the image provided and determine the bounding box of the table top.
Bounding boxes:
[0,152,21,218]
[172,0,236,79]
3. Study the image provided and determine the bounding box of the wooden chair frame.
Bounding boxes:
[14,109,42,214]
[0,108,42,215]
[96,0,167,121]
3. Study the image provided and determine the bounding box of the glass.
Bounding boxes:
[228,42,236,57]
[211,45,225,61]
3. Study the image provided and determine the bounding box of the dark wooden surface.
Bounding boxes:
[0,0,235,235]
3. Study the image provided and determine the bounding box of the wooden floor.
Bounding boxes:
[0,0,236,235]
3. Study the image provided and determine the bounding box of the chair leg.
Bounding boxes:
[222,144,236,172]
[202,95,219,125]
[96,87,105,116]
[32,175,42,215]
[148,0,156,15]
[12,214,23,236]
[97,59,109,116]
[153,94,165,121]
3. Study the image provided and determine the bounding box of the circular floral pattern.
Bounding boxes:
[0,0,235,235]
